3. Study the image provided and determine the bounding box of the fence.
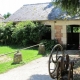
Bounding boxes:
[0,43,45,57]
[0,43,41,57]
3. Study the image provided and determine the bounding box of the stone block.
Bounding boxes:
[38,44,45,54]
[13,51,22,64]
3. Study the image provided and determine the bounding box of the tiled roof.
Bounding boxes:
[4,2,80,22]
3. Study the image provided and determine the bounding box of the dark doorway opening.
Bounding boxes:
[42,25,51,40]
[67,25,80,50]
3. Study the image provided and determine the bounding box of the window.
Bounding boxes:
[67,25,80,33]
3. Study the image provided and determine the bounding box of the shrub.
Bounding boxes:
[0,25,5,44]
[0,22,15,45]
[40,39,58,50]
[1,21,52,47]
[12,21,36,46]
[30,27,40,43]
[30,22,51,43]
[21,21,36,45]
[12,25,24,45]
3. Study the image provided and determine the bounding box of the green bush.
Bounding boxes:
[12,25,24,45]
[0,21,52,47]
[0,22,15,45]
[0,25,5,44]
[30,27,41,43]
[12,21,36,46]
[21,21,36,46]
[4,22,15,44]
[30,22,51,43]
[40,39,58,50]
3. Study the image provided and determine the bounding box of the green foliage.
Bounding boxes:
[30,23,51,43]
[73,27,80,33]
[0,22,15,45]
[3,22,15,45]
[3,12,11,19]
[12,21,51,46]
[67,25,80,33]
[52,0,80,16]
[12,24,24,45]
[30,23,44,43]
[0,26,5,44]
[12,21,36,46]
[22,21,35,45]
[0,21,51,46]
[41,39,58,50]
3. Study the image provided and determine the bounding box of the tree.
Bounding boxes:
[52,0,80,15]
[3,12,11,19]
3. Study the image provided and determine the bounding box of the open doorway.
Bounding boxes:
[67,25,80,50]
[42,25,51,40]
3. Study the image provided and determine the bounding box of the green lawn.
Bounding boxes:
[0,45,43,74]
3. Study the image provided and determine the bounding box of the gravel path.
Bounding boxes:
[0,56,54,80]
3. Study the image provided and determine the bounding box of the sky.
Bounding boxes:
[0,0,52,16]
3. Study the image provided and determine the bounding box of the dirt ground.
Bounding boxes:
[0,55,12,63]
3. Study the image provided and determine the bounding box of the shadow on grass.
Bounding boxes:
[11,61,25,65]
[29,74,53,80]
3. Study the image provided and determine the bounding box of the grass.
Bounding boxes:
[0,45,43,74]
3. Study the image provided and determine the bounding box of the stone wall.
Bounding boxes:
[42,20,80,45]
[55,25,63,44]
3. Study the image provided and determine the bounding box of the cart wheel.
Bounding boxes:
[51,44,64,62]
[48,44,64,79]
[48,54,56,79]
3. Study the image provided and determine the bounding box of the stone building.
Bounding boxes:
[4,2,80,50]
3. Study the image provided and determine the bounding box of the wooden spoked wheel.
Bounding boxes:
[48,44,64,79]
[48,54,56,79]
